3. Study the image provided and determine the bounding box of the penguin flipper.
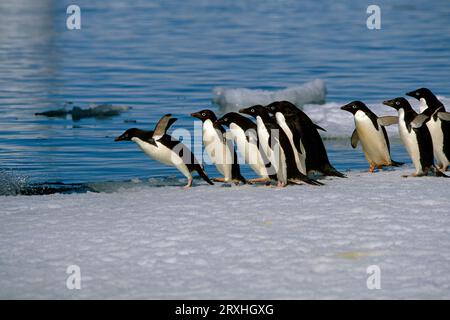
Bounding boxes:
[351,129,359,149]
[411,114,430,129]
[153,114,177,139]
[378,116,399,126]
[437,112,450,122]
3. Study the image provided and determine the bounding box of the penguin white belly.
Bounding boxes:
[427,118,448,167]
[354,111,391,166]
[256,117,279,175]
[229,124,269,177]
[398,113,422,173]
[132,138,191,179]
[275,113,307,174]
[203,120,233,181]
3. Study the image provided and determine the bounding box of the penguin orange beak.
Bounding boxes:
[405,90,419,99]
[239,107,250,114]
[114,135,125,142]
[340,104,352,112]
[191,112,201,119]
[382,99,397,109]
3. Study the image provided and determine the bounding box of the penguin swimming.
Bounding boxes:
[406,88,450,171]
[239,105,323,187]
[215,112,277,183]
[265,101,345,178]
[341,101,403,172]
[383,98,447,177]
[191,109,246,184]
[115,114,214,187]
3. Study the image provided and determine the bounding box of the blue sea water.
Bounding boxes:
[0,0,449,193]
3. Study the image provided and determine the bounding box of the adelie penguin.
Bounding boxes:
[406,88,450,171]
[115,114,214,188]
[265,101,345,178]
[215,112,277,183]
[383,98,447,178]
[239,105,323,187]
[341,101,403,172]
[191,109,247,184]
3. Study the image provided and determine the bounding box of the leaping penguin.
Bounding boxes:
[265,101,345,178]
[406,88,450,171]
[239,105,323,187]
[215,112,277,183]
[341,101,403,172]
[191,109,246,184]
[383,98,447,178]
[115,114,214,188]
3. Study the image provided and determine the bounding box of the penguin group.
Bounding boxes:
[115,87,449,187]
[341,87,449,177]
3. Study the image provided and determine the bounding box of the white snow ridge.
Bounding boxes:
[213,79,327,114]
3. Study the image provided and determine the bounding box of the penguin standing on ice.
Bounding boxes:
[406,88,450,171]
[191,109,246,184]
[341,101,403,172]
[383,98,447,177]
[265,101,345,178]
[115,114,214,188]
[215,112,277,183]
[239,105,322,187]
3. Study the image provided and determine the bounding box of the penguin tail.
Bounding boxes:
[432,166,449,178]
[291,173,324,186]
[391,160,404,167]
[322,164,346,178]
[194,165,214,185]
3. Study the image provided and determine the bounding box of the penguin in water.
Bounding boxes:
[215,112,277,183]
[115,114,214,188]
[383,98,447,178]
[265,101,345,178]
[239,105,323,187]
[191,109,247,184]
[341,101,403,172]
[406,88,450,171]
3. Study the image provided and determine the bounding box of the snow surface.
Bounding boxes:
[1,166,450,299]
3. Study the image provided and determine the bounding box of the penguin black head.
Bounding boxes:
[191,109,217,122]
[340,101,370,115]
[265,101,299,115]
[115,128,144,141]
[215,112,239,127]
[383,97,412,111]
[406,88,434,101]
[239,105,269,119]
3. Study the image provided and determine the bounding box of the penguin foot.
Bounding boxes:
[368,165,376,173]
[248,177,271,184]
[277,181,287,187]
[212,177,225,183]
[183,177,193,188]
